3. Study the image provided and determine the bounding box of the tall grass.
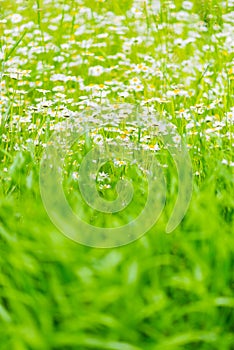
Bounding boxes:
[0,0,233,349]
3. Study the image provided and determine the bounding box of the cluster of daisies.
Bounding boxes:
[0,0,233,185]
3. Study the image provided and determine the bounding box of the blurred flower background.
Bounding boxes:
[0,0,233,349]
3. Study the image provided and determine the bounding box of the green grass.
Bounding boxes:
[0,0,234,349]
